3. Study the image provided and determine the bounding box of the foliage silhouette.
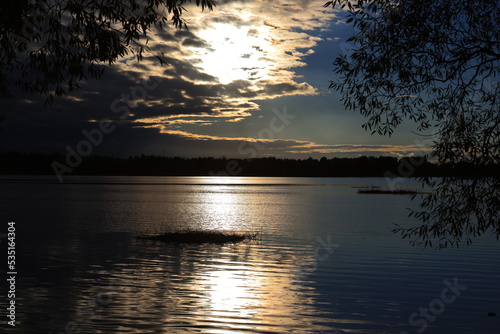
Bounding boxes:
[325,0,500,248]
[1,151,498,178]
[0,0,215,103]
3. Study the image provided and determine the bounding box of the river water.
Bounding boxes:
[0,176,498,333]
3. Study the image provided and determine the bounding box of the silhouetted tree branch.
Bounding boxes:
[326,0,500,248]
[0,0,215,103]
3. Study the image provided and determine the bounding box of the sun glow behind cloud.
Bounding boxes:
[93,0,422,158]
[2,0,433,158]
[118,0,336,145]
[193,23,272,84]
[76,0,337,157]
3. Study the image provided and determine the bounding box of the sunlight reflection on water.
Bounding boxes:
[1,176,499,333]
[55,237,342,333]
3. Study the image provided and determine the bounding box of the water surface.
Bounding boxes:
[0,176,498,333]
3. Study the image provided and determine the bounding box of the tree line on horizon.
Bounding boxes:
[1,151,498,178]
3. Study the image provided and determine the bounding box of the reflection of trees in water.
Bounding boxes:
[326,0,500,247]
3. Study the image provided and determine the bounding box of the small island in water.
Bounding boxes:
[356,186,422,195]
[137,230,260,244]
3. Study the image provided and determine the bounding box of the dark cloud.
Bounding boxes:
[203,13,247,26]
[247,28,259,37]
[174,29,211,48]
[0,0,344,159]
[262,82,314,96]
[182,37,209,48]
[160,57,218,83]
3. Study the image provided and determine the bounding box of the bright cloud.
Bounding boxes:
[105,0,336,134]
[7,1,417,159]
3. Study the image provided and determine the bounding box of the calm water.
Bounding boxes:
[0,176,499,333]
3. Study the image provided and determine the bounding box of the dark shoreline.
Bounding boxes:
[2,151,498,178]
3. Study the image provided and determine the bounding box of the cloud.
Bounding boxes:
[73,0,332,127]
[2,0,354,159]
[150,126,431,158]
[283,143,432,155]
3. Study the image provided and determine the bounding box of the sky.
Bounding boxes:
[1,0,433,159]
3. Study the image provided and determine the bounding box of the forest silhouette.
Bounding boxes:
[1,151,498,178]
